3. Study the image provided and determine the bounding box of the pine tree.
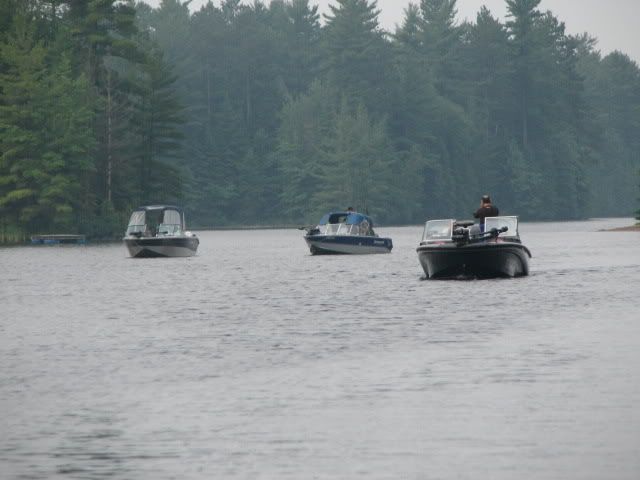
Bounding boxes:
[466,6,513,143]
[636,171,640,222]
[506,0,542,149]
[0,15,94,233]
[134,44,184,206]
[391,3,474,218]
[279,0,321,97]
[418,0,466,101]
[322,0,392,114]
[312,101,395,221]
[276,81,335,222]
[580,48,640,216]
[64,0,143,207]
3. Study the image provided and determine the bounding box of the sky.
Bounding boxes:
[144,0,640,62]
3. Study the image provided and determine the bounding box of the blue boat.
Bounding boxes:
[303,211,393,255]
[30,234,86,245]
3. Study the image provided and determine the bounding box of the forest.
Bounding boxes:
[1,0,639,242]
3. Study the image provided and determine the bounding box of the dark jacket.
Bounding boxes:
[474,204,499,225]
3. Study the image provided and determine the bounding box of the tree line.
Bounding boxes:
[1,0,639,241]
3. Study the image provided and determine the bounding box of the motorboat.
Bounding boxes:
[123,205,199,258]
[303,211,392,255]
[416,216,531,278]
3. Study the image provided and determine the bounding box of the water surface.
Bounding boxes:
[1,218,639,479]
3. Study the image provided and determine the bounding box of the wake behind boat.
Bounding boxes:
[417,216,531,279]
[303,211,392,255]
[123,205,199,258]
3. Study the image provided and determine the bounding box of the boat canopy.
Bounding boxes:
[126,205,185,235]
[132,205,183,214]
[318,212,375,227]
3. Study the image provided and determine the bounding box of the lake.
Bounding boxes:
[1,218,639,479]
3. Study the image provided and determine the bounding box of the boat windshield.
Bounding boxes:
[316,212,375,236]
[158,209,183,236]
[126,210,146,235]
[423,219,453,242]
[319,223,363,236]
[485,216,518,237]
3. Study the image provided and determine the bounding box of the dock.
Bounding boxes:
[30,234,87,245]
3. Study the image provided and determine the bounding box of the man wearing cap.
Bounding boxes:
[474,195,499,231]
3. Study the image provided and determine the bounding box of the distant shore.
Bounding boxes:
[603,224,640,232]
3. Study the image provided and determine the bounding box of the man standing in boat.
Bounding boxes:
[474,195,499,231]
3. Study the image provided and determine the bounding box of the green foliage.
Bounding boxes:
[578,46,640,217]
[636,171,640,222]
[77,200,126,240]
[0,13,94,232]
[322,0,392,114]
[131,42,185,206]
[0,0,639,242]
[277,81,334,222]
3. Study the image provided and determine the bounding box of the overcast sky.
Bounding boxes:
[144,0,640,62]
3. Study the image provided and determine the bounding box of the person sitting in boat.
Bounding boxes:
[474,195,499,231]
[360,219,370,236]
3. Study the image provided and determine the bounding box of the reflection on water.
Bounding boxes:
[1,218,639,479]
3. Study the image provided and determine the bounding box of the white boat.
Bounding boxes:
[123,205,199,258]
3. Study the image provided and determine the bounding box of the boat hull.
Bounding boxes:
[305,235,392,255]
[417,242,530,279]
[124,236,199,258]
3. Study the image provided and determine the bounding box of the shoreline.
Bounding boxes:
[602,224,640,232]
[3,219,639,245]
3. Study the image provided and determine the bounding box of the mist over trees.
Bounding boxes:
[1,0,639,240]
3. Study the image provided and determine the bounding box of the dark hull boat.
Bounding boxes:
[123,205,199,258]
[303,211,392,255]
[124,236,199,258]
[417,217,531,279]
[417,241,530,278]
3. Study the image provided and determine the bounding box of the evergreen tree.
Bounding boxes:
[418,0,467,102]
[64,0,143,207]
[322,0,392,114]
[279,0,321,97]
[277,81,337,222]
[1,0,639,240]
[636,171,640,222]
[466,6,513,144]
[133,43,184,206]
[0,14,94,233]
[312,101,395,221]
[506,0,542,149]
[391,2,474,218]
[580,48,640,216]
